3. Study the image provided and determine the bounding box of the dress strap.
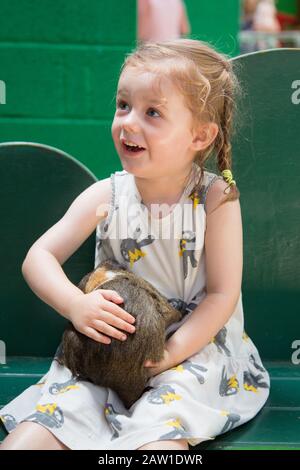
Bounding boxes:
[203,174,224,213]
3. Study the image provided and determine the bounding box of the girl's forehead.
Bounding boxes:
[118,68,172,97]
[117,68,184,107]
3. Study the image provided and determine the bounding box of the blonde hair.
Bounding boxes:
[118,38,243,209]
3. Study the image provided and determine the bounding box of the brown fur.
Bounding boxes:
[56,259,182,408]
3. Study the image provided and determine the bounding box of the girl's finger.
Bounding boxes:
[101,299,136,325]
[83,326,111,344]
[99,289,123,303]
[92,319,128,342]
[97,310,136,335]
[144,360,155,367]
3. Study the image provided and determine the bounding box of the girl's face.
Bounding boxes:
[111,67,198,180]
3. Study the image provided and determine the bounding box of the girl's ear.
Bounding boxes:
[190,122,219,152]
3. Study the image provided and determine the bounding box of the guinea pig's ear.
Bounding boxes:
[77,271,93,293]
[84,267,109,293]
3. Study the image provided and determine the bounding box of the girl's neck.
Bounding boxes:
[134,165,195,207]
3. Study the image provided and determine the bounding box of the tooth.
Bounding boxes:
[126,142,138,147]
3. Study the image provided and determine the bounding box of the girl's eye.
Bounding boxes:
[116,100,128,110]
[116,100,160,117]
[147,108,160,118]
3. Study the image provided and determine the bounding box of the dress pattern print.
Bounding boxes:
[0,164,270,449]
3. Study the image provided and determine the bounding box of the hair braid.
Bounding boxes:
[215,68,240,205]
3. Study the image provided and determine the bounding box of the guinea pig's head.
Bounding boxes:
[79,259,128,294]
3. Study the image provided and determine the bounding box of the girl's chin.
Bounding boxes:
[120,154,147,168]
[120,159,148,177]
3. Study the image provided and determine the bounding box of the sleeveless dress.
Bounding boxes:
[0,165,270,450]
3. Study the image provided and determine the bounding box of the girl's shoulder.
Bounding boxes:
[198,168,226,214]
[202,169,239,216]
[202,168,223,187]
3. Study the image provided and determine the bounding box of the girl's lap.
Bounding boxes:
[0,421,69,450]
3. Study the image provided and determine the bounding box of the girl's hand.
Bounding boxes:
[144,348,173,377]
[68,289,136,344]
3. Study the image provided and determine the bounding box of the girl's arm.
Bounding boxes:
[166,179,243,365]
[180,0,191,37]
[21,178,111,321]
[137,0,151,42]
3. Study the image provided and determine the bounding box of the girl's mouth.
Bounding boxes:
[121,141,146,156]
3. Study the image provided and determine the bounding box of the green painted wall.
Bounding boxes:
[277,0,297,15]
[185,0,240,56]
[0,0,137,179]
[0,0,240,178]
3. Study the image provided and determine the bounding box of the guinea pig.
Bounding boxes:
[55,259,182,408]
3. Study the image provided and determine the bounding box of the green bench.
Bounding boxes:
[1,48,300,449]
[201,48,300,450]
[0,142,97,443]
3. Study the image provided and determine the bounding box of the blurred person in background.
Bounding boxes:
[253,0,281,49]
[241,0,281,52]
[241,0,259,31]
[252,0,281,33]
[138,0,190,42]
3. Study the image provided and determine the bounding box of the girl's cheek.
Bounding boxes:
[111,121,119,140]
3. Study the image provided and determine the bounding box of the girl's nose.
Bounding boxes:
[122,111,140,133]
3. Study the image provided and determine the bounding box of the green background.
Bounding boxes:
[0,0,240,178]
[277,0,298,15]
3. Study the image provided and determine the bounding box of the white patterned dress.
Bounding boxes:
[0,164,270,449]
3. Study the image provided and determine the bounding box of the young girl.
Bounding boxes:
[138,0,190,42]
[0,39,270,451]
